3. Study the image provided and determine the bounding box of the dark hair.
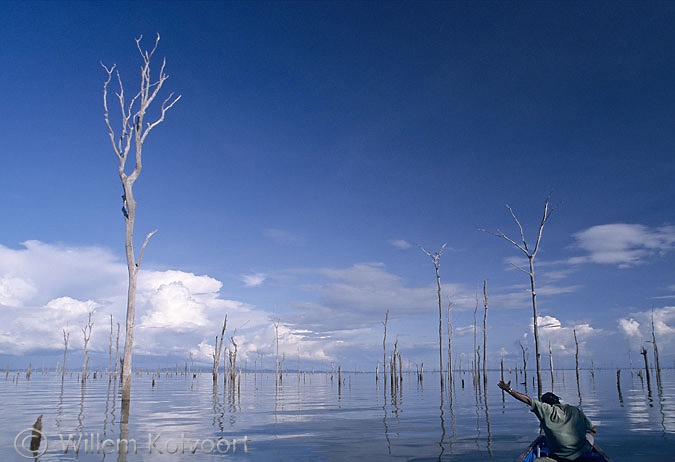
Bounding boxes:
[541,392,561,405]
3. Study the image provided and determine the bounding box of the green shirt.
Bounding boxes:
[530,400,594,460]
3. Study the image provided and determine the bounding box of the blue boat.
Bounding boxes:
[517,434,611,462]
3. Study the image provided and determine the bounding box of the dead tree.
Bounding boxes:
[114,322,120,380]
[273,318,280,386]
[108,315,114,376]
[419,243,447,392]
[482,280,489,387]
[650,312,662,390]
[212,316,228,382]
[548,341,554,389]
[640,345,652,393]
[81,311,94,384]
[102,34,181,401]
[382,310,389,385]
[62,328,70,380]
[446,296,453,387]
[574,329,580,388]
[473,291,479,375]
[480,195,555,399]
[229,329,239,384]
[519,341,528,387]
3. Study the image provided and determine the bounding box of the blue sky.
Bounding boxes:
[1,1,674,372]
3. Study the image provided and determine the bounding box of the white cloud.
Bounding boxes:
[618,318,641,337]
[388,239,411,249]
[0,241,271,361]
[0,276,37,306]
[616,307,675,353]
[571,224,675,268]
[533,315,600,359]
[139,281,209,330]
[0,240,126,306]
[539,315,562,330]
[241,272,267,287]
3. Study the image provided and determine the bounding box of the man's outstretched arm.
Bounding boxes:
[497,380,532,406]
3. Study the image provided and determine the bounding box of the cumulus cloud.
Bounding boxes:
[570,224,675,268]
[0,276,37,307]
[140,281,210,330]
[619,318,641,337]
[618,307,675,341]
[533,315,599,358]
[539,315,562,330]
[0,241,269,361]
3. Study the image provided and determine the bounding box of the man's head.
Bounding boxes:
[541,392,561,405]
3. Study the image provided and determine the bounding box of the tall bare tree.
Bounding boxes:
[419,243,447,392]
[102,34,181,401]
[480,195,555,399]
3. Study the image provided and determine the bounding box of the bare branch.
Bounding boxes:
[142,92,182,141]
[531,195,555,258]
[102,63,124,160]
[506,204,529,253]
[477,226,528,255]
[509,261,530,275]
[418,243,447,266]
[136,229,158,268]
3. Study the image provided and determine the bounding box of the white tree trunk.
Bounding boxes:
[102,34,180,404]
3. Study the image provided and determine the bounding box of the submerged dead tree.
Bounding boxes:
[229,329,239,384]
[446,296,453,387]
[482,280,488,387]
[548,341,554,389]
[273,318,280,385]
[650,312,662,390]
[102,34,181,401]
[419,243,447,392]
[640,345,652,394]
[212,316,228,382]
[519,341,528,389]
[381,310,389,385]
[473,291,479,376]
[108,315,114,377]
[81,311,94,384]
[480,195,555,399]
[62,328,70,380]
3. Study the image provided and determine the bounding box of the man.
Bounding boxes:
[497,380,597,461]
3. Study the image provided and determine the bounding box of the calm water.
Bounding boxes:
[1,368,673,461]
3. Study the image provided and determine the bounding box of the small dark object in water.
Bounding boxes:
[30,414,43,452]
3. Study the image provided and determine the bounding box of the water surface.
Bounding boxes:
[1,368,673,461]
